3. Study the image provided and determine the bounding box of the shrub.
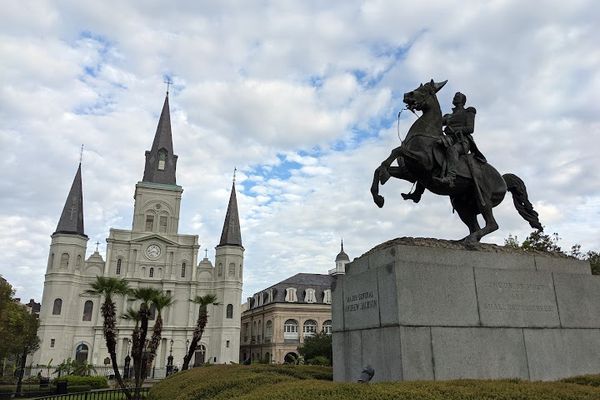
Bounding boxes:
[54,375,109,389]
[148,365,600,400]
[306,356,330,366]
[561,374,600,387]
[68,385,92,393]
[148,365,331,400]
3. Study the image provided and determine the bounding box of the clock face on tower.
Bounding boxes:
[145,244,161,259]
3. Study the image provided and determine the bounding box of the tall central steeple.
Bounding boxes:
[142,93,178,185]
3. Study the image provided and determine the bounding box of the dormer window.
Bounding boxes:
[323,289,332,304]
[158,149,167,170]
[305,288,316,303]
[285,288,297,302]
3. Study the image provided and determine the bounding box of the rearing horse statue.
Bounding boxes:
[370,80,542,243]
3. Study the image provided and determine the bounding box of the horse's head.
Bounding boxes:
[403,79,447,112]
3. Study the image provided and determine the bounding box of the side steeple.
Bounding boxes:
[142,93,178,185]
[54,163,86,237]
[218,179,243,248]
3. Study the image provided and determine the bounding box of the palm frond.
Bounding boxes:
[190,294,218,306]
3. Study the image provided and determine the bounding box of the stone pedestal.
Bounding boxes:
[332,237,599,382]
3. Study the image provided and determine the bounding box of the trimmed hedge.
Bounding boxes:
[54,375,109,389]
[148,365,600,400]
[561,375,600,387]
[148,365,331,400]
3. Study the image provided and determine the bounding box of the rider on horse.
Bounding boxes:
[401,91,487,202]
[435,92,487,187]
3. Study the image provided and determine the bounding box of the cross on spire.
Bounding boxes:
[79,144,84,164]
[95,241,100,252]
[233,167,237,184]
[204,249,208,258]
[164,77,173,95]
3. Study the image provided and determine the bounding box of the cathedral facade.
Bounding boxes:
[32,94,243,371]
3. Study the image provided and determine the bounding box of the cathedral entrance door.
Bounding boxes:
[75,343,89,364]
[193,345,206,367]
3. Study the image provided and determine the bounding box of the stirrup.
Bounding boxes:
[434,175,456,188]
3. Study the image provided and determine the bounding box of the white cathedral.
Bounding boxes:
[32,93,244,371]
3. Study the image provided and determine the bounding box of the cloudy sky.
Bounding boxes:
[1,0,599,302]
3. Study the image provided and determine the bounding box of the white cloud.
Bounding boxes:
[0,0,599,303]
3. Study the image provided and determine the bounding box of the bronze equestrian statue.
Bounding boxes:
[371,80,542,243]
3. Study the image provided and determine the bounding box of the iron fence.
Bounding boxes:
[32,388,149,400]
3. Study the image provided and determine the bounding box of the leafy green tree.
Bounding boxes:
[503,234,520,249]
[85,277,131,400]
[182,294,218,370]
[586,251,600,275]
[521,229,563,253]
[298,332,332,366]
[0,276,40,395]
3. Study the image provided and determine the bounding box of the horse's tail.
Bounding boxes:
[502,173,543,231]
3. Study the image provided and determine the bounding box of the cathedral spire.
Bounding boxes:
[142,93,178,185]
[218,178,243,248]
[54,163,86,237]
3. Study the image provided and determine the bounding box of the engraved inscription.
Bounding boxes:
[345,291,377,312]
[479,279,555,313]
[483,303,554,312]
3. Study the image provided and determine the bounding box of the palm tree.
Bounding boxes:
[85,277,131,400]
[128,287,161,399]
[182,294,218,370]
[146,292,174,373]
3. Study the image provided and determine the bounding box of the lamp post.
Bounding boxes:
[166,339,174,376]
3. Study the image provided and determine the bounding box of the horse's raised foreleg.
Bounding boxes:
[371,168,385,208]
[371,163,415,209]
[371,148,403,208]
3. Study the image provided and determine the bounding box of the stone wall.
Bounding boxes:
[332,238,598,382]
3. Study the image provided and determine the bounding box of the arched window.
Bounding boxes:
[82,300,93,321]
[52,298,62,315]
[239,264,243,279]
[149,267,154,278]
[145,215,154,231]
[323,320,332,335]
[228,263,236,277]
[76,255,82,268]
[159,215,168,233]
[303,320,317,337]
[75,343,89,364]
[116,259,122,275]
[265,320,273,339]
[226,304,233,319]
[148,304,157,320]
[48,253,54,269]
[60,253,69,268]
[181,262,186,278]
[158,149,167,170]
[217,263,223,277]
[283,319,299,340]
